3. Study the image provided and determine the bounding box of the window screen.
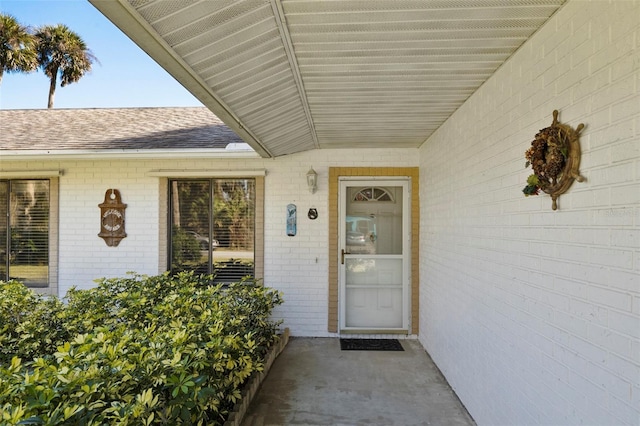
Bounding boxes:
[169,178,255,284]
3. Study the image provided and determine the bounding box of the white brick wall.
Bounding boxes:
[418,1,640,424]
[1,148,418,337]
[261,149,419,336]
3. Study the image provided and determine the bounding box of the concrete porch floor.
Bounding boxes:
[242,337,476,426]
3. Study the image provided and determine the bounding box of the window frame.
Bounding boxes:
[0,177,58,295]
[160,176,264,283]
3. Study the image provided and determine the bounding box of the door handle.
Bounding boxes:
[341,249,351,265]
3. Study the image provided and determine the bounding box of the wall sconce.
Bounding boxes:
[306,166,317,194]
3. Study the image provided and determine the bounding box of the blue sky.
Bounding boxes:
[0,0,203,109]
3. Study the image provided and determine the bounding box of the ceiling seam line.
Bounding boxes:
[270,0,320,149]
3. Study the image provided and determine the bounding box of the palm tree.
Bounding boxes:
[0,13,38,88]
[35,24,96,108]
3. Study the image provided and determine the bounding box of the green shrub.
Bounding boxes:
[0,273,283,425]
[0,281,68,365]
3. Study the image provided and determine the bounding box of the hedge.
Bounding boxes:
[0,273,283,425]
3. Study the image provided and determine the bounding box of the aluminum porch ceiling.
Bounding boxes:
[90,0,566,158]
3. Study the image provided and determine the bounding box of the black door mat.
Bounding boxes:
[340,338,404,351]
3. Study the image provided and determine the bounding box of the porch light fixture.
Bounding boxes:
[306,167,317,194]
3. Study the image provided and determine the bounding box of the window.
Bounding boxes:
[353,187,393,202]
[169,178,256,284]
[0,180,50,288]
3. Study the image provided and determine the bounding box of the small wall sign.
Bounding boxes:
[98,189,127,247]
[286,203,297,236]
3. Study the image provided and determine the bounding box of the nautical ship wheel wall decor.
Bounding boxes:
[523,110,585,210]
[98,189,127,247]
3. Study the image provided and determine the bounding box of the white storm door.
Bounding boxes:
[339,179,410,332]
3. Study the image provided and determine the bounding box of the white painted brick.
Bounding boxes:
[633,339,640,367]
[611,229,640,248]
[589,161,636,186]
[554,277,588,300]
[611,183,640,206]
[553,310,590,339]
[555,243,590,263]
[418,0,640,424]
[607,353,640,387]
[566,186,597,209]
[611,84,640,119]
[557,59,591,94]
[567,369,610,409]
[567,337,608,364]
[609,395,640,426]
[589,246,634,270]
[589,323,634,359]
[589,285,633,311]
[581,145,611,171]
[608,309,640,339]
[569,227,610,246]
[592,207,637,227]
[572,393,628,426]
[611,1,640,39]
[569,298,609,327]
[596,77,637,114]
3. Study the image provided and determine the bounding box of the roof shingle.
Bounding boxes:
[0,107,245,151]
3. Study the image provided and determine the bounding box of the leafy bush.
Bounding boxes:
[0,281,68,364]
[0,273,283,425]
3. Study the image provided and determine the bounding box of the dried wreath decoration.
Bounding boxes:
[523,110,585,210]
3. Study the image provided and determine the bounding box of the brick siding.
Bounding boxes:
[418,1,640,424]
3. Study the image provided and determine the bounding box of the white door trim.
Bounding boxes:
[338,177,411,333]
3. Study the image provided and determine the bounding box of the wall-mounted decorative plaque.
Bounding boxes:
[98,189,127,247]
[523,110,585,210]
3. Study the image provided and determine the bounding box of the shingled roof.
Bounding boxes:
[0,107,246,151]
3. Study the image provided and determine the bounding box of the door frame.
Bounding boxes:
[338,178,411,333]
[328,167,420,335]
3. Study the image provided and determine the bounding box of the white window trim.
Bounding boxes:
[0,170,63,178]
[146,169,266,177]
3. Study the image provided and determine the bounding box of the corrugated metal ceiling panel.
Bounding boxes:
[133,0,318,156]
[99,0,566,157]
[282,0,562,149]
